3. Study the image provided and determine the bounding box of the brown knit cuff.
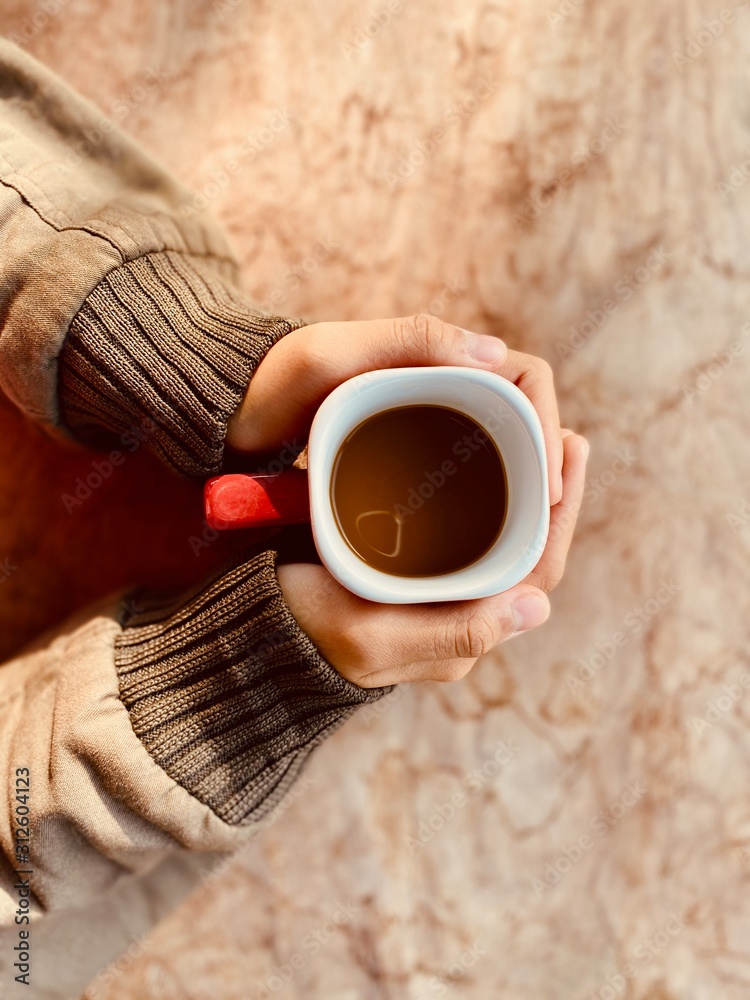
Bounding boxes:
[58,250,305,478]
[114,549,393,826]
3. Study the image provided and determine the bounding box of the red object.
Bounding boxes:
[204,472,311,530]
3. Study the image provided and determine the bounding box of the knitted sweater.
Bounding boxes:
[0,38,391,996]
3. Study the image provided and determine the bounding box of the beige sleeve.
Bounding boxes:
[0,606,240,925]
[0,39,230,424]
[0,40,393,974]
[0,39,303,477]
[0,549,388,933]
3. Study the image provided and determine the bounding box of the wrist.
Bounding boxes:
[59,250,305,478]
[277,562,359,686]
[225,326,313,454]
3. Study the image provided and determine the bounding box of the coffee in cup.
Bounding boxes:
[330,404,507,577]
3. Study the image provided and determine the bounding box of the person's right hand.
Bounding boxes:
[277,430,588,689]
[227,313,566,505]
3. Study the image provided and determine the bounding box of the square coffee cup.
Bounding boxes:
[307,366,549,604]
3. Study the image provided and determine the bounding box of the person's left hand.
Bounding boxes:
[276,428,588,687]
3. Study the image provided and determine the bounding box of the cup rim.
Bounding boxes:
[307,366,549,604]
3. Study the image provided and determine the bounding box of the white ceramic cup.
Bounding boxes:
[307,366,549,604]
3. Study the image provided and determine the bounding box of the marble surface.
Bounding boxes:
[2,0,750,996]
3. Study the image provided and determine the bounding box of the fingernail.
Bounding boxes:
[464,331,507,364]
[512,593,550,633]
[580,437,591,460]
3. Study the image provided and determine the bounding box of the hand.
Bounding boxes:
[227,314,565,505]
[277,430,589,688]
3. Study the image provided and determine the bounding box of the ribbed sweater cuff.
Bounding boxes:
[114,549,392,826]
[58,251,305,478]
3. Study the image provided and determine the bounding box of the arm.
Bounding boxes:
[0,37,298,477]
[0,40,390,926]
[0,546,386,928]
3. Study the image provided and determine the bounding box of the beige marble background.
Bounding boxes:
[2,0,750,997]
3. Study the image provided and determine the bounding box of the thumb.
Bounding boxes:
[228,314,507,452]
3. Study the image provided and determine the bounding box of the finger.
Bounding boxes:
[496,350,563,506]
[355,584,550,685]
[525,433,589,593]
[278,562,552,688]
[229,315,507,451]
[296,314,508,385]
[381,658,477,684]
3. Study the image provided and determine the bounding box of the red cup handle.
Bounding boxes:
[204,472,311,530]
